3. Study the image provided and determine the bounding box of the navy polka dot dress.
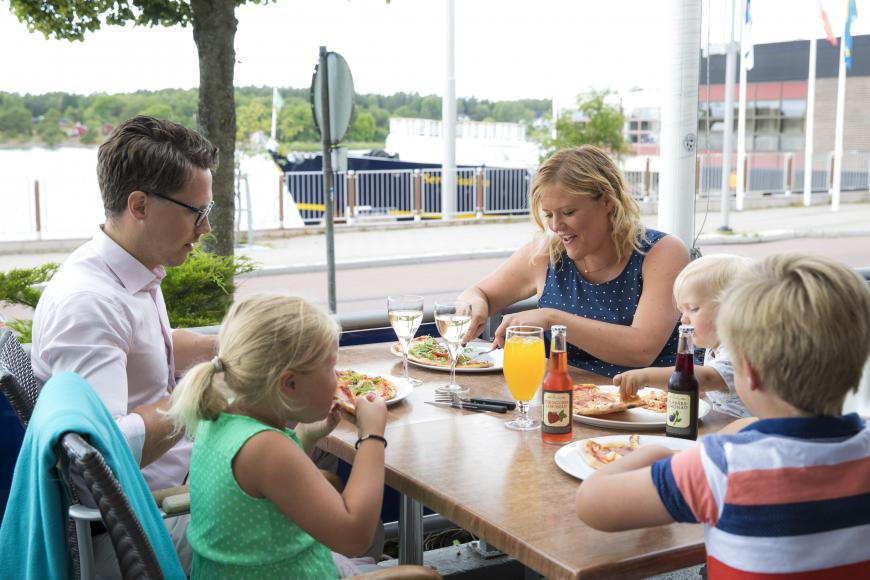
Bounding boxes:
[538,228,679,378]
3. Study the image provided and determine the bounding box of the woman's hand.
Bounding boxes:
[493,308,557,347]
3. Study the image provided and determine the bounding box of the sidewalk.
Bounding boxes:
[1,201,869,274]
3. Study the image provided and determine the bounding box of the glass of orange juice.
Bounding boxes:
[503,326,546,431]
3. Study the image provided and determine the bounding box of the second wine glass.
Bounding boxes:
[388,294,424,386]
[503,326,546,431]
[434,300,472,396]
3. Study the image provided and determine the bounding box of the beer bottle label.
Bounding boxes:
[543,392,571,427]
[667,393,692,428]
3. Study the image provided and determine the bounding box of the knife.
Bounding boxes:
[466,397,516,410]
[425,401,508,413]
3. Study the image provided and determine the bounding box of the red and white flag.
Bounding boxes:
[819,0,838,46]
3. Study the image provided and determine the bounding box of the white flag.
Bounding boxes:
[742,0,754,70]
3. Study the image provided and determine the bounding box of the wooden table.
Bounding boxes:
[321,342,732,580]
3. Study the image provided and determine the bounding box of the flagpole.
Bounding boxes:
[831,35,846,212]
[735,5,748,212]
[803,36,817,207]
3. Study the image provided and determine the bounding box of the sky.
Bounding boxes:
[1,0,869,104]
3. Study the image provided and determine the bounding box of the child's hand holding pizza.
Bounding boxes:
[355,393,387,440]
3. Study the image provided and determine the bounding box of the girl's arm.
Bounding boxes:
[576,446,675,532]
[495,235,690,366]
[234,399,387,556]
[458,240,549,344]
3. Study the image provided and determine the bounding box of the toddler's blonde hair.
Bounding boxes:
[717,253,870,416]
[166,294,341,437]
[673,254,752,304]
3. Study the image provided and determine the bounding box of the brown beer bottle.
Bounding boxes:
[542,325,573,444]
[666,325,700,440]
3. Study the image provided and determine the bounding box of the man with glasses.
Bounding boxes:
[32,115,219,575]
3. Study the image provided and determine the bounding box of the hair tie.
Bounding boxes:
[211,356,224,373]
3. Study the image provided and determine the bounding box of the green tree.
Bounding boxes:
[347,110,376,142]
[36,109,64,147]
[236,99,270,149]
[7,0,277,257]
[0,106,33,139]
[536,89,626,159]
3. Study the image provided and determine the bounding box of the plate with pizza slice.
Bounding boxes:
[389,335,503,373]
[572,384,711,431]
[554,434,698,480]
[334,369,413,414]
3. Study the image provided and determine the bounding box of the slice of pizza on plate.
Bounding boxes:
[572,384,642,416]
[581,434,641,469]
[335,369,397,414]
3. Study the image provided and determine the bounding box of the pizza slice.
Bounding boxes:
[390,335,494,369]
[581,434,642,469]
[640,390,668,413]
[334,369,397,414]
[572,384,641,416]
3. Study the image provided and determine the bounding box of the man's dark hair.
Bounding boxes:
[97,116,219,218]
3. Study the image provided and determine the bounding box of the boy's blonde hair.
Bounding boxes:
[717,253,870,416]
[529,145,645,265]
[166,294,341,437]
[673,254,751,304]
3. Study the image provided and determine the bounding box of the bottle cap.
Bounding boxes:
[678,324,695,333]
[552,325,567,333]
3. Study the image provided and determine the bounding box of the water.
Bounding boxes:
[0,146,302,241]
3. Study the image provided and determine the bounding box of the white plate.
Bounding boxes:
[555,435,698,480]
[386,378,413,406]
[573,385,711,431]
[395,339,504,373]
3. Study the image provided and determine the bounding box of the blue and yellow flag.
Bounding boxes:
[844,0,858,70]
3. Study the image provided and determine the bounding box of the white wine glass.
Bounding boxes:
[503,326,546,431]
[434,300,472,396]
[388,295,424,386]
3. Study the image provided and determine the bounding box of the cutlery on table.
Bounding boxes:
[433,393,516,410]
[425,401,508,413]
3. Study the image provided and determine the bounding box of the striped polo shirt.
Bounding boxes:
[651,413,870,579]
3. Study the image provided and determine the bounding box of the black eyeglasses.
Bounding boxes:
[145,191,214,228]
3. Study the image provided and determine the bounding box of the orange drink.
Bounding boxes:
[503,334,546,401]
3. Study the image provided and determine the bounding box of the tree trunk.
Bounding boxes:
[191,0,237,256]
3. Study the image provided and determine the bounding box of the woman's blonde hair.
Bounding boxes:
[166,294,341,437]
[529,145,644,265]
[717,253,870,416]
[673,254,752,305]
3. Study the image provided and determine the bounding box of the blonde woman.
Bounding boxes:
[459,145,689,377]
[166,294,387,579]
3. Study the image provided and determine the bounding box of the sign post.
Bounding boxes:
[311,47,354,313]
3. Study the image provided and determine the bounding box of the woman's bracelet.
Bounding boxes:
[355,434,387,449]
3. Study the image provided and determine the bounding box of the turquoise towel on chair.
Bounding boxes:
[0,372,184,579]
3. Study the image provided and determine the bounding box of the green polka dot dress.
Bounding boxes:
[187,413,339,579]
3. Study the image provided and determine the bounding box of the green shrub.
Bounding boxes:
[163,244,257,328]
[0,245,256,340]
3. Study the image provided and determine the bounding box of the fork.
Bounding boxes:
[433,392,516,410]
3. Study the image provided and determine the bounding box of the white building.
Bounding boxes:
[384,117,540,168]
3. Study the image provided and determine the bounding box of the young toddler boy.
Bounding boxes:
[577,252,870,578]
[614,254,751,416]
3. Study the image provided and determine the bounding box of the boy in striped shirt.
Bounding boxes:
[576,253,870,579]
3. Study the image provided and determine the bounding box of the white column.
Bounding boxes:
[804,37,817,207]
[441,0,457,219]
[658,0,701,248]
[720,0,738,231]
[831,35,847,212]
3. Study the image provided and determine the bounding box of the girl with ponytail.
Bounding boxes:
[166,294,387,579]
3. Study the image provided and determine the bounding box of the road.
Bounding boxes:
[234,235,870,317]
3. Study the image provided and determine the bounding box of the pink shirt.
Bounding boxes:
[32,228,191,490]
